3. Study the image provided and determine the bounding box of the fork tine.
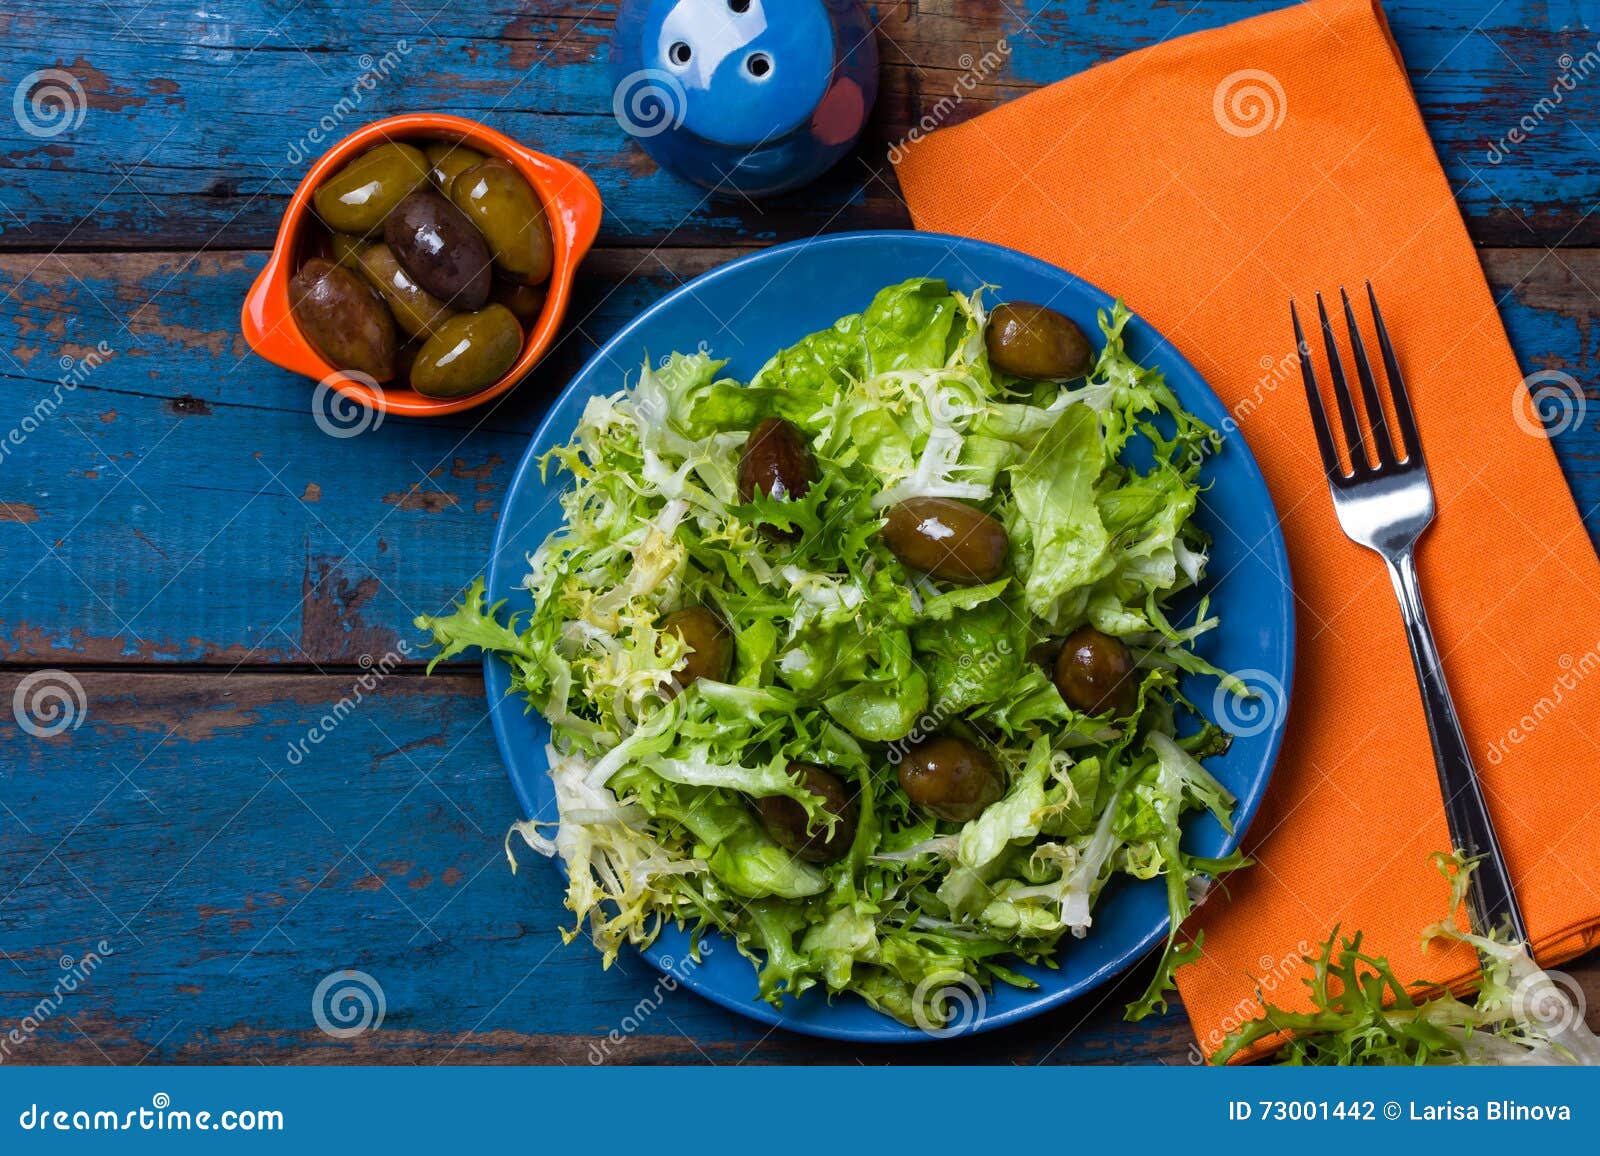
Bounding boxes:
[1340,287,1397,467]
[1292,301,1343,479]
[1366,283,1421,464]
[1316,292,1367,473]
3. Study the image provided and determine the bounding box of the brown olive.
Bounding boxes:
[755,764,858,864]
[491,279,548,327]
[661,606,732,691]
[897,736,1004,823]
[354,243,457,339]
[383,189,492,311]
[985,302,1093,380]
[737,418,817,540]
[288,258,396,382]
[881,497,1008,585]
[449,158,554,286]
[1053,626,1139,717]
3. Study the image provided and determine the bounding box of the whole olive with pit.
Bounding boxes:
[738,418,818,540]
[881,497,1008,585]
[755,764,858,864]
[423,141,486,194]
[449,158,554,286]
[354,243,457,339]
[408,304,523,399]
[491,279,547,327]
[312,142,430,236]
[897,736,1005,823]
[383,189,493,311]
[661,606,732,692]
[288,258,396,382]
[1053,626,1140,717]
[986,302,1093,380]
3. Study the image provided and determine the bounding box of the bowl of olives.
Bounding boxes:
[241,113,603,417]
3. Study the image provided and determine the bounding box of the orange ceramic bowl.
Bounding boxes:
[242,113,603,417]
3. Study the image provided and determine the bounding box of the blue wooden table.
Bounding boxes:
[2,1,1597,1064]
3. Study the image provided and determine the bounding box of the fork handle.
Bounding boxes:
[1386,547,1530,945]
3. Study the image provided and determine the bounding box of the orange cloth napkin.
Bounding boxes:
[896,0,1600,1060]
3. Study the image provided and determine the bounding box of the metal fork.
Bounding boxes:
[1293,285,1529,945]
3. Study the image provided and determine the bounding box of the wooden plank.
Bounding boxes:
[0,1,1596,250]
[1,246,1595,666]
[0,668,1207,1065]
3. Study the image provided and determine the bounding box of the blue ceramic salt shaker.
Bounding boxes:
[611,0,878,197]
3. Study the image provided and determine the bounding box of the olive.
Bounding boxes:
[424,140,487,194]
[449,159,555,286]
[1053,626,1140,717]
[409,304,523,399]
[897,736,1004,823]
[328,231,367,269]
[755,764,858,864]
[881,497,1008,584]
[383,189,493,311]
[288,258,396,382]
[312,142,429,235]
[491,279,547,327]
[394,341,421,391]
[985,302,1093,380]
[355,243,458,339]
[661,606,732,691]
[738,418,818,541]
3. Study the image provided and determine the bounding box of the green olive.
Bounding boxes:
[355,242,457,339]
[449,159,554,286]
[881,497,1008,585]
[491,279,548,327]
[661,606,732,691]
[1053,626,1139,717]
[424,140,487,194]
[312,142,430,235]
[328,231,368,269]
[755,764,858,864]
[897,736,1004,823]
[985,302,1093,380]
[288,258,396,382]
[409,304,523,399]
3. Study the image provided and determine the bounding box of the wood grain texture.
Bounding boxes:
[0,1,1597,250]
[1,246,1596,666]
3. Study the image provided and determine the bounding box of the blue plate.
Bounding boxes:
[485,231,1295,1042]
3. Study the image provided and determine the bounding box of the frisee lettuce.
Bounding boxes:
[417,279,1247,1029]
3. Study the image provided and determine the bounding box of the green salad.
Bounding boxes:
[418,278,1250,1029]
